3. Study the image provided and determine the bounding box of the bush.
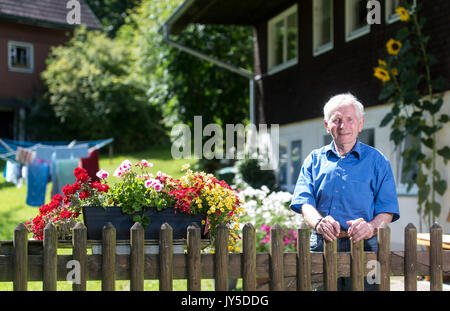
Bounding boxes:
[236,157,277,191]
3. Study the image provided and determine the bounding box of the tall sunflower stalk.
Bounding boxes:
[373,4,449,231]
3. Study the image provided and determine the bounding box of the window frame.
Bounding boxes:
[385,0,417,24]
[267,4,298,74]
[278,136,302,193]
[345,0,370,42]
[313,0,334,57]
[8,41,34,74]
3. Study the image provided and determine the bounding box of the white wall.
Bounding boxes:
[279,91,450,250]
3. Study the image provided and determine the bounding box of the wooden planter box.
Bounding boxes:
[82,206,206,240]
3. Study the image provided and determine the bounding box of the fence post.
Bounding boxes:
[130,222,144,291]
[102,222,116,291]
[160,223,173,291]
[297,221,311,291]
[242,222,256,291]
[377,222,391,291]
[43,223,57,291]
[323,239,337,291]
[187,223,201,291]
[72,222,87,291]
[270,223,284,291]
[430,223,443,291]
[13,223,28,291]
[215,223,229,291]
[350,239,364,291]
[404,223,417,291]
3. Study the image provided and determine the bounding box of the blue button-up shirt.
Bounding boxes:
[290,140,400,230]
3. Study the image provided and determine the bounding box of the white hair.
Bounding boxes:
[323,93,365,122]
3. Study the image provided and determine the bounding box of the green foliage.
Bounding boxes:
[41,26,168,152]
[374,4,447,229]
[237,157,277,191]
[164,24,253,130]
[84,0,142,37]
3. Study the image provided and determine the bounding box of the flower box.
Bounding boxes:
[82,206,206,240]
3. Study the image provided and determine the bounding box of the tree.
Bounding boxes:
[84,0,142,37]
[42,26,167,152]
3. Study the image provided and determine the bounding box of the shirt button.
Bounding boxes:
[336,173,341,176]
[335,190,339,193]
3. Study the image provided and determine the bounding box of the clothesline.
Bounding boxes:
[1,137,114,207]
[0,138,114,164]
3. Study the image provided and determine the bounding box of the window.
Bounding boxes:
[345,0,370,42]
[268,4,298,73]
[385,0,416,24]
[313,0,333,56]
[8,41,34,73]
[278,139,302,192]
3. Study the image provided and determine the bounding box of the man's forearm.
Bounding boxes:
[301,204,323,229]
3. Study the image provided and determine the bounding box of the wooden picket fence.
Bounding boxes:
[0,221,448,291]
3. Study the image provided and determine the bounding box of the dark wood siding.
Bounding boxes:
[254,0,450,125]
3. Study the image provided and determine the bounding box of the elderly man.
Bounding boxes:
[290,93,400,290]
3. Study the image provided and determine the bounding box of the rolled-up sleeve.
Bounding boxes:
[373,157,400,222]
[290,152,316,214]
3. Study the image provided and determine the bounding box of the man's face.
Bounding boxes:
[324,103,364,148]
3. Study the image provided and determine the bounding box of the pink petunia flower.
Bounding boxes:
[96,169,109,180]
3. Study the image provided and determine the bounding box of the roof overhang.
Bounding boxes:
[165,0,294,35]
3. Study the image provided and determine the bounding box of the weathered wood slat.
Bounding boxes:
[13,223,28,291]
[323,239,337,291]
[377,223,391,291]
[242,223,256,291]
[297,222,311,291]
[430,223,443,291]
[159,223,173,291]
[43,223,57,291]
[404,223,417,291]
[215,223,229,291]
[270,224,284,291]
[72,222,87,291]
[102,222,116,291]
[350,240,364,291]
[130,222,144,291]
[187,224,201,291]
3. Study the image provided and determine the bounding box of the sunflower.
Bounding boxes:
[395,6,410,22]
[386,38,402,55]
[373,67,391,83]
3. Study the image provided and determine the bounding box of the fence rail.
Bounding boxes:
[0,221,448,291]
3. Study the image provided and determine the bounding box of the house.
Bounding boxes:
[163,0,450,250]
[0,0,102,140]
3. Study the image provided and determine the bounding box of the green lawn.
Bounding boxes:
[0,144,235,291]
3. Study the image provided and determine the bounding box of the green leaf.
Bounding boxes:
[435,179,447,196]
[380,112,394,127]
[437,146,450,164]
[438,114,449,123]
[421,137,434,149]
[417,184,430,205]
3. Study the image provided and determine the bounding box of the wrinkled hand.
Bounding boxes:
[346,218,375,243]
[317,216,341,241]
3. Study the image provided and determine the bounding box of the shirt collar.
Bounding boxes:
[325,139,361,160]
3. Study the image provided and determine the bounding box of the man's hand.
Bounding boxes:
[346,218,375,243]
[316,216,341,241]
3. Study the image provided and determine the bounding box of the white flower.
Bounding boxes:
[96,169,109,180]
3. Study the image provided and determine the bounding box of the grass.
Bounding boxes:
[0,143,234,291]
